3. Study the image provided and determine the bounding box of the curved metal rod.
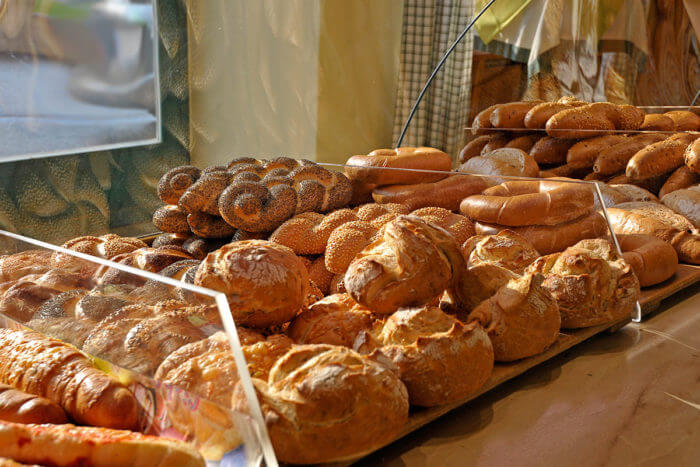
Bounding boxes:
[396,0,498,148]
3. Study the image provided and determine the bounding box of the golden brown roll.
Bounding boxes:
[345,147,452,186]
[325,221,379,275]
[640,113,675,131]
[306,255,335,295]
[471,104,499,135]
[344,216,459,314]
[539,163,590,179]
[481,132,511,154]
[194,240,309,327]
[53,234,148,276]
[659,166,698,198]
[268,209,357,255]
[0,384,68,425]
[362,306,494,407]
[664,110,700,131]
[95,246,194,286]
[230,345,409,465]
[372,173,493,211]
[661,186,700,226]
[489,101,541,128]
[460,180,594,226]
[529,136,576,165]
[410,207,475,245]
[523,97,585,129]
[444,263,518,316]
[468,272,560,361]
[505,134,540,152]
[287,293,376,347]
[459,135,494,163]
[546,102,645,138]
[474,211,609,255]
[626,133,699,180]
[526,239,640,328]
[617,234,678,287]
[157,165,202,205]
[0,251,53,284]
[459,148,539,178]
[566,134,628,170]
[152,205,191,234]
[606,201,700,264]
[461,229,540,273]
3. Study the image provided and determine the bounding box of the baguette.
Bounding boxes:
[0,421,204,467]
[529,136,576,165]
[489,101,541,129]
[523,98,585,129]
[640,113,675,131]
[685,138,700,174]
[0,329,138,430]
[567,134,628,170]
[661,186,700,226]
[0,384,67,425]
[618,234,678,287]
[546,102,644,139]
[664,110,700,131]
[504,134,539,152]
[372,173,492,211]
[658,166,698,198]
[592,133,666,175]
[471,104,499,135]
[474,211,608,255]
[458,135,492,164]
[626,133,699,180]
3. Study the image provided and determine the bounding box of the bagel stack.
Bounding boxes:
[459,180,607,254]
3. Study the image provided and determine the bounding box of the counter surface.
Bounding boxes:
[364,284,700,467]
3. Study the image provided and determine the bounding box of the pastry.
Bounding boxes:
[0,384,68,425]
[269,209,357,255]
[458,148,539,178]
[617,234,678,287]
[194,240,309,327]
[462,229,540,273]
[345,147,452,186]
[526,239,640,328]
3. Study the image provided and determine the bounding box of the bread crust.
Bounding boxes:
[0,384,67,425]
[471,104,499,135]
[152,205,191,234]
[345,147,452,186]
[410,207,475,245]
[523,98,585,129]
[617,234,678,287]
[640,113,675,131]
[664,110,700,131]
[459,148,539,178]
[462,229,540,273]
[459,135,493,164]
[626,133,699,180]
[269,210,357,255]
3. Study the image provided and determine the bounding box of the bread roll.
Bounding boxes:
[529,136,576,165]
[526,239,640,328]
[269,209,357,255]
[345,147,452,186]
[546,102,644,138]
[489,101,541,128]
[664,110,700,130]
[324,221,378,275]
[0,421,204,467]
[684,137,700,174]
[372,173,492,211]
[481,132,511,154]
[640,113,675,131]
[0,251,52,284]
[608,184,658,203]
[468,272,560,361]
[194,240,309,327]
[606,172,668,195]
[410,207,475,245]
[505,134,539,152]
[95,246,194,286]
[152,205,191,234]
[158,165,202,205]
[0,329,138,430]
[462,229,540,273]
[661,186,700,226]
[606,201,700,264]
[459,135,493,163]
[659,166,698,198]
[617,234,678,287]
[626,133,698,180]
[539,164,590,179]
[231,345,409,465]
[0,384,67,425]
[523,98,586,129]
[471,104,499,135]
[591,133,666,176]
[459,180,594,226]
[566,134,628,170]
[458,148,539,178]
[474,211,608,255]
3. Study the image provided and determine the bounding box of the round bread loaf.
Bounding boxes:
[617,234,678,287]
[526,239,640,328]
[462,229,540,273]
[231,344,409,465]
[468,272,560,361]
[194,240,309,327]
[460,180,594,226]
[345,147,452,186]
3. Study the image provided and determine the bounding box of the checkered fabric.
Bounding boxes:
[392,0,474,159]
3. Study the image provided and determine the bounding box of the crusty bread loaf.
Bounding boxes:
[526,239,640,328]
[617,234,678,287]
[0,384,67,425]
[664,110,700,131]
[458,148,539,178]
[661,186,700,226]
[345,147,452,186]
[467,272,560,361]
[523,98,585,129]
[0,329,138,430]
[471,104,499,135]
[475,211,608,255]
[505,134,539,152]
[626,133,698,180]
[546,102,644,139]
[372,173,492,211]
[685,137,700,174]
[489,101,541,128]
[0,421,204,467]
[566,134,628,170]
[461,229,540,273]
[606,201,700,264]
[194,240,309,327]
[459,135,493,163]
[481,133,511,154]
[640,113,675,131]
[529,136,577,165]
[659,166,698,198]
[231,345,409,465]
[591,133,666,175]
[460,180,594,226]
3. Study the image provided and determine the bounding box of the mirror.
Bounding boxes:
[0,0,160,161]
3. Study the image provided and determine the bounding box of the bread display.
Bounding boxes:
[458,148,539,178]
[468,272,560,361]
[194,240,309,327]
[345,147,452,186]
[661,186,700,226]
[606,202,700,264]
[0,384,67,425]
[617,234,678,287]
[460,180,594,226]
[0,421,205,467]
[527,239,640,328]
[462,229,540,274]
[231,345,409,465]
[0,329,138,430]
